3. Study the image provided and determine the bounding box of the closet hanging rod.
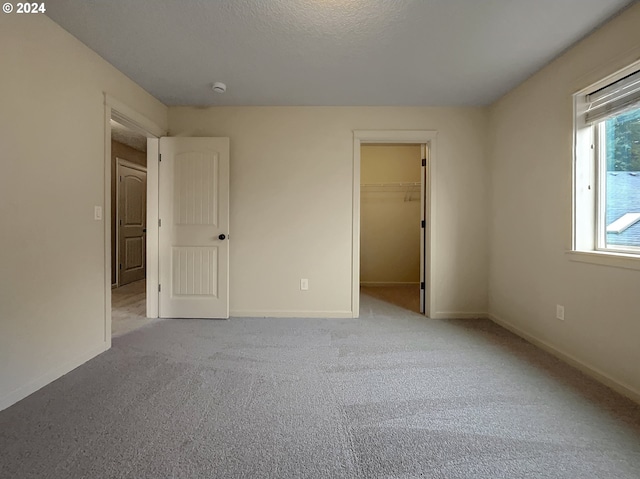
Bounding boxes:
[360,182,421,188]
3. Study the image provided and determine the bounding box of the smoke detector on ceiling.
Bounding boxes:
[211,82,226,93]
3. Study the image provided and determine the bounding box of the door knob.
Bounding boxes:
[218,234,226,240]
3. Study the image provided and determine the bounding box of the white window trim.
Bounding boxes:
[572,60,640,265]
[566,250,640,271]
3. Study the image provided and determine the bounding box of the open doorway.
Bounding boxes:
[360,144,424,313]
[110,118,152,336]
[103,95,165,344]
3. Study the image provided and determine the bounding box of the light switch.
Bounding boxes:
[94,206,103,220]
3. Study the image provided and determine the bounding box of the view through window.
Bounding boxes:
[601,107,640,251]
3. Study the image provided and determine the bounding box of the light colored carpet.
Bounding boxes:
[1,294,639,478]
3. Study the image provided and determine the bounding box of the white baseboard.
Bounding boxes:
[429,311,487,319]
[360,282,419,287]
[0,342,109,412]
[230,310,354,319]
[488,312,640,405]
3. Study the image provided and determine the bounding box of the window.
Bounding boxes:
[574,64,640,257]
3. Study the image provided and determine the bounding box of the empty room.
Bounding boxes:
[1,1,640,478]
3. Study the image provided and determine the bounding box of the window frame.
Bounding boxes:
[595,122,607,251]
[572,60,640,265]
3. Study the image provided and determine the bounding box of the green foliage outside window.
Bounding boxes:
[606,108,640,171]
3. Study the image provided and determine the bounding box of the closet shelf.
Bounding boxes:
[360,182,420,188]
[361,182,421,202]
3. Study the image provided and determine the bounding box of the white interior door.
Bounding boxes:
[420,144,426,315]
[117,161,147,287]
[159,137,230,319]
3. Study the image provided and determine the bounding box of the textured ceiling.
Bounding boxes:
[110,120,147,153]
[45,0,633,106]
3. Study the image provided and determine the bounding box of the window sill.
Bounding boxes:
[567,250,640,271]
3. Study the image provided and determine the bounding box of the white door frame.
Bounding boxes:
[104,94,166,346]
[352,130,437,318]
[115,158,147,287]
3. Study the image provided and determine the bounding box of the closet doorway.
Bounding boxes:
[360,143,426,314]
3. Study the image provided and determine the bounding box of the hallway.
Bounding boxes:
[111,280,159,337]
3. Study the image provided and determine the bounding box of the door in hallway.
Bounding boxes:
[117,162,147,286]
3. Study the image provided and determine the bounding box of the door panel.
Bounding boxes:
[174,150,219,225]
[118,163,147,286]
[172,247,218,296]
[159,137,230,319]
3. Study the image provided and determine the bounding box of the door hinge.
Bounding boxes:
[420,282,425,290]
[159,153,162,162]
[119,219,122,226]
[158,219,162,227]
[119,264,122,270]
[422,158,426,167]
[158,284,161,292]
[119,176,122,182]
[421,220,425,228]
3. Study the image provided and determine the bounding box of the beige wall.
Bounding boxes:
[0,14,167,410]
[169,106,489,317]
[487,3,640,398]
[360,144,422,284]
[110,140,147,285]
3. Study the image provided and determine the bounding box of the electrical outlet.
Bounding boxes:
[556,305,565,321]
[300,278,309,291]
[94,206,103,220]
